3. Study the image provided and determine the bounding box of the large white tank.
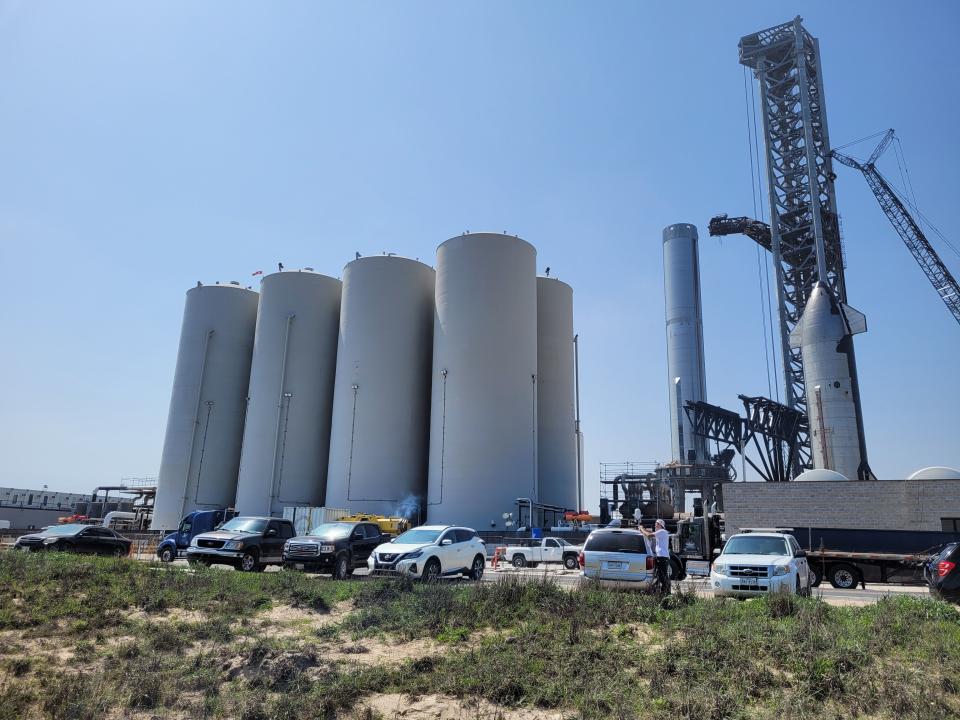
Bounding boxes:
[152,283,259,531]
[536,277,578,510]
[325,256,436,521]
[794,468,850,482]
[908,467,960,481]
[234,270,341,516]
[663,223,709,465]
[426,233,538,530]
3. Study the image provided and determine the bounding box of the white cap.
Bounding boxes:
[655,519,666,528]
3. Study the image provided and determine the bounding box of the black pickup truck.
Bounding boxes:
[186,516,296,572]
[283,520,387,579]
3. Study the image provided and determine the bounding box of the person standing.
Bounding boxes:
[641,519,671,594]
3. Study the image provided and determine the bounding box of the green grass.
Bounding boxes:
[1,552,958,719]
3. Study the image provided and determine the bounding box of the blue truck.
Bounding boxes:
[156,509,236,562]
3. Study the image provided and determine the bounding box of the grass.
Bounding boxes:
[0,552,958,719]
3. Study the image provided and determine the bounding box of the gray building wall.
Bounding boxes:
[723,480,960,534]
[0,507,74,531]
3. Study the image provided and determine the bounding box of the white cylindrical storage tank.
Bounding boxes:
[427,233,538,530]
[536,277,578,511]
[151,283,259,531]
[325,256,436,521]
[234,270,341,516]
[663,223,709,465]
[794,469,850,482]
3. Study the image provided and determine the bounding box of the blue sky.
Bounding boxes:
[1,1,958,508]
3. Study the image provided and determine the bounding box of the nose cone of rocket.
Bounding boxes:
[799,282,844,344]
[790,282,866,348]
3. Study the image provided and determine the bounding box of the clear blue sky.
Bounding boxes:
[2,2,958,509]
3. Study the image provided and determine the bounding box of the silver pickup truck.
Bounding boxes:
[504,537,582,570]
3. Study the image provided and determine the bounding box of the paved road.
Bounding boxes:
[161,558,929,605]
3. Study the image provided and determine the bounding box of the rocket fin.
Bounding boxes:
[840,303,867,335]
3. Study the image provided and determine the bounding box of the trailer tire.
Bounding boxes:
[563,554,579,570]
[828,563,860,590]
[158,547,175,563]
[808,566,822,588]
[512,554,527,568]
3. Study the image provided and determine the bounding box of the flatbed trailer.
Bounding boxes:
[805,549,930,589]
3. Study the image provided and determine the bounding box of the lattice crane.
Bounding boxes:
[831,130,960,326]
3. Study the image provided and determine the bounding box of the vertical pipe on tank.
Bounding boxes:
[536,277,578,511]
[663,223,709,465]
[325,256,436,521]
[426,233,538,531]
[234,270,341,516]
[151,284,259,531]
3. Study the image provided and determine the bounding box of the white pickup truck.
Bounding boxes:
[504,537,582,570]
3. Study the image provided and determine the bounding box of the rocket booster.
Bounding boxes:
[789,282,872,481]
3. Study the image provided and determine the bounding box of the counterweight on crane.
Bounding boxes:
[831,130,960,327]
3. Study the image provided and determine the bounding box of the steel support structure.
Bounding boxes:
[739,17,849,473]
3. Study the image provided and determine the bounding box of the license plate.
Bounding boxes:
[295,563,304,570]
[605,561,626,570]
[743,577,758,586]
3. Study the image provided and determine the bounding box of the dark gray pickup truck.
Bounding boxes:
[186,516,296,572]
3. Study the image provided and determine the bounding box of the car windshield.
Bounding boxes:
[723,536,789,556]
[40,524,88,536]
[556,538,572,547]
[219,518,268,533]
[308,523,353,539]
[584,532,648,554]
[392,528,442,545]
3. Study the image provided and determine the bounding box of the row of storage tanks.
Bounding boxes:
[151,233,579,531]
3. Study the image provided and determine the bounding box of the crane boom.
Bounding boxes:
[831,132,960,326]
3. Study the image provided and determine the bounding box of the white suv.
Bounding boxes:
[368,525,486,581]
[710,531,811,598]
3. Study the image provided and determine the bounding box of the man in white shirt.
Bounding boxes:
[641,519,671,594]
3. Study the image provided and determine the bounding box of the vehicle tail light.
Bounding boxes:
[578,552,585,568]
[938,560,956,578]
[646,556,654,571]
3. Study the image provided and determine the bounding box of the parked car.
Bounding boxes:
[580,528,655,588]
[186,516,295,572]
[283,520,386,579]
[368,525,486,581]
[156,509,236,563]
[14,523,131,557]
[503,537,582,569]
[710,531,811,598]
[924,542,959,603]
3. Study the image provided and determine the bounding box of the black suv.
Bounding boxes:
[925,542,960,603]
[186,516,296,572]
[283,521,385,579]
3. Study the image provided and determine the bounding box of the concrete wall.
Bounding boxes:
[723,480,960,534]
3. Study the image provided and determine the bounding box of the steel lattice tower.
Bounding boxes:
[739,16,850,469]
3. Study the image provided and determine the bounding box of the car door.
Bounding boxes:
[76,527,100,553]
[360,524,382,563]
[263,521,284,562]
[543,538,561,563]
[789,536,808,585]
[437,529,459,572]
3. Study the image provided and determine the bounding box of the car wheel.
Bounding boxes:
[113,546,126,558]
[239,552,260,572]
[828,563,860,590]
[512,554,527,568]
[470,555,485,581]
[158,547,175,563]
[333,554,350,580]
[422,557,441,582]
[795,576,802,596]
[563,554,578,570]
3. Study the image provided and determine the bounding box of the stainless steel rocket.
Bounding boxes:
[789,282,872,480]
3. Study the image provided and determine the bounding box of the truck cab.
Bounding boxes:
[673,513,724,575]
[156,509,236,563]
